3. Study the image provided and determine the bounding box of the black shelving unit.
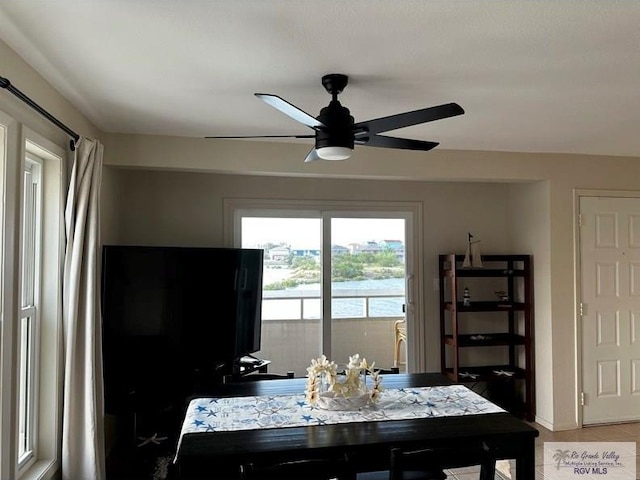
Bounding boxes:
[439,254,535,420]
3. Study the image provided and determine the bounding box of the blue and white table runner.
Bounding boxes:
[178,385,504,442]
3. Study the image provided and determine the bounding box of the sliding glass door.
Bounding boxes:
[328,216,406,371]
[240,215,323,375]
[233,202,419,376]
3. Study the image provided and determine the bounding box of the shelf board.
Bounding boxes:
[444,333,526,347]
[444,301,526,312]
[451,268,527,277]
[440,268,526,278]
[445,254,531,262]
[439,254,530,278]
[443,365,526,383]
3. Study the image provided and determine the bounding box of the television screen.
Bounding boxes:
[101,245,263,411]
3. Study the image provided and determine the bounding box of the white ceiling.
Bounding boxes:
[1,1,640,158]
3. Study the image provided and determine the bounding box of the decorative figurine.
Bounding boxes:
[462,232,483,268]
[463,287,471,306]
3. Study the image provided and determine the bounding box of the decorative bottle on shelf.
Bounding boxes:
[463,287,471,306]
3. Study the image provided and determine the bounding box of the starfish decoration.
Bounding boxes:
[136,432,168,447]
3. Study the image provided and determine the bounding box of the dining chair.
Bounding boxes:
[356,444,496,480]
[394,318,407,368]
[240,453,353,480]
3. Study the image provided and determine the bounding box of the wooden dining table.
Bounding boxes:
[174,373,539,479]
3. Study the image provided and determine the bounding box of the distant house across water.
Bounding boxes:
[331,245,349,256]
[268,241,405,263]
[268,246,290,262]
[291,249,321,258]
[380,239,405,261]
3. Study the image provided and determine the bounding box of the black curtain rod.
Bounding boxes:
[0,75,79,151]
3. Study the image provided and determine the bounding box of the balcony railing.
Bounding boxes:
[258,290,406,376]
[262,289,405,320]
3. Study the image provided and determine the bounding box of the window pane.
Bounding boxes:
[241,217,322,376]
[17,315,32,461]
[21,169,36,307]
[330,218,406,370]
[18,158,41,468]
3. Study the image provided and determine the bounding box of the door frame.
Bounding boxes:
[574,188,640,427]
[223,198,425,372]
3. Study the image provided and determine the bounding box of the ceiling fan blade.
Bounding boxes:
[205,134,315,139]
[255,94,326,129]
[304,148,322,163]
[353,103,464,136]
[304,148,321,163]
[356,134,439,151]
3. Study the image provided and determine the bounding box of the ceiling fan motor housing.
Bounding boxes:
[315,100,355,150]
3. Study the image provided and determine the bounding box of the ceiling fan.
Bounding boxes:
[206,74,464,162]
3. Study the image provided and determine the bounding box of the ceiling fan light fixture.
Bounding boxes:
[316,146,353,160]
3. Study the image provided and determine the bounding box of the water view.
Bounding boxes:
[263,276,405,319]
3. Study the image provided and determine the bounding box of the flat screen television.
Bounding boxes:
[101,245,263,411]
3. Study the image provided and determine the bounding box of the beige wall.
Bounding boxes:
[102,132,640,430]
[102,167,513,249]
[508,182,552,426]
[0,38,100,150]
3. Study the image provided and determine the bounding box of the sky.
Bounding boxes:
[241,217,405,249]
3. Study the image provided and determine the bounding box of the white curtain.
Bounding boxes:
[62,137,106,480]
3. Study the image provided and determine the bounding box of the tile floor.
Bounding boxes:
[445,421,640,479]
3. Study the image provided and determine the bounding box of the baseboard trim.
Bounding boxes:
[535,415,579,431]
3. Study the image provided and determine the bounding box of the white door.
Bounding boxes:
[580,196,640,424]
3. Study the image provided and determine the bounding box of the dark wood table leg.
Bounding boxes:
[515,436,536,479]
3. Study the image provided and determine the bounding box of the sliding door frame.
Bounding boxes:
[223,198,425,372]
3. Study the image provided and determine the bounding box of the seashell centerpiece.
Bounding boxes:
[305,354,383,411]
